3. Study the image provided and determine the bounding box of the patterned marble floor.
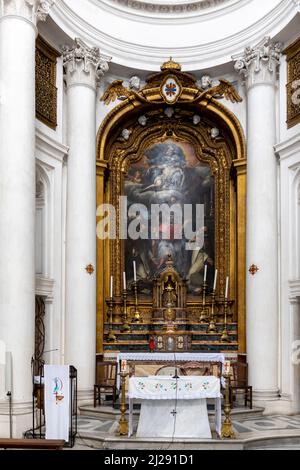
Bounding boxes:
[75,413,300,445]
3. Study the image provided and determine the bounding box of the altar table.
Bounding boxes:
[128,375,222,439]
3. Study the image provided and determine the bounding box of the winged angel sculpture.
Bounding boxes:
[101,77,242,105]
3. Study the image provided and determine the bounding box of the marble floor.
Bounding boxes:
[73,410,300,450]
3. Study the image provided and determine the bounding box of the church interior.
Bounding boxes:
[1,0,300,451]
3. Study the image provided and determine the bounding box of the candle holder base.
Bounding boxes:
[221,328,230,343]
[132,310,142,323]
[122,323,131,332]
[207,320,217,334]
[118,417,129,436]
[221,420,236,440]
[106,330,117,343]
[199,309,209,324]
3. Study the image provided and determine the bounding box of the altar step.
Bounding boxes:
[79,403,265,423]
[103,322,239,352]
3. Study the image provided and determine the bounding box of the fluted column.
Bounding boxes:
[63,39,109,404]
[235,37,282,404]
[0,0,54,437]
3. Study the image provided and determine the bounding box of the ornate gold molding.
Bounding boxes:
[96,62,247,353]
[285,37,300,129]
[35,35,60,130]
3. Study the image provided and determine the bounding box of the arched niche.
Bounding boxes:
[96,66,246,354]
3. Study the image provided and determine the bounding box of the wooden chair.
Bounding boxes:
[94,361,118,408]
[181,361,222,378]
[155,365,184,376]
[229,362,252,409]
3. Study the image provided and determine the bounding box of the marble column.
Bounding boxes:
[235,37,282,404]
[0,0,54,437]
[63,39,109,404]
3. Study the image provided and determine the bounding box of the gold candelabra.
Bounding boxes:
[207,289,217,333]
[122,289,131,332]
[199,281,209,323]
[106,297,117,343]
[221,372,236,439]
[132,281,142,323]
[118,370,129,436]
[221,298,230,343]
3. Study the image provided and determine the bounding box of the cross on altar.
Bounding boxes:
[170,410,177,417]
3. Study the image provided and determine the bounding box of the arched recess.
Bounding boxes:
[96,70,246,354]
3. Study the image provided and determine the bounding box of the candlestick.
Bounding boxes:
[199,279,209,323]
[121,359,127,372]
[225,276,229,299]
[213,269,218,291]
[123,272,126,290]
[221,298,230,343]
[106,297,117,343]
[132,280,142,323]
[122,288,130,332]
[110,275,113,299]
[118,369,129,436]
[207,289,217,334]
[133,261,137,282]
[221,368,235,439]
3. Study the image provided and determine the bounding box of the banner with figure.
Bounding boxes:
[44,365,70,442]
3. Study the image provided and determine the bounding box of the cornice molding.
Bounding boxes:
[50,0,299,71]
[98,0,243,21]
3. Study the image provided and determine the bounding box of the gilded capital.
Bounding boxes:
[62,38,110,91]
[234,37,282,88]
[0,0,54,24]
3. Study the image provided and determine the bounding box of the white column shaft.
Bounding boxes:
[65,83,96,395]
[246,82,278,397]
[0,17,36,403]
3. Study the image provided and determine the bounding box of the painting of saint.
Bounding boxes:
[124,139,215,295]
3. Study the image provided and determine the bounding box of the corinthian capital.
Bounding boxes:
[234,37,282,88]
[0,0,54,24]
[62,38,110,91]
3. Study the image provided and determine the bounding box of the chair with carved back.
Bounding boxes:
[94,361,118,408]
[229,362,252,409]
[180,361,222,379]
[155,365,184,376]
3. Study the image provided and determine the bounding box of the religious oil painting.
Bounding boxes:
[125,139,215,295]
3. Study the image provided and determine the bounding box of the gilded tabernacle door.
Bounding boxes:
[96,60,246,354]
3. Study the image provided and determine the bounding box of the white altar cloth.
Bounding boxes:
[117,352,225,388]
[128,376,222,438]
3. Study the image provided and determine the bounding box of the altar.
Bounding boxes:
[128,375,222,439]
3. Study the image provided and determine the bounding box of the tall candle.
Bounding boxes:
[204,264,207,283]
[133,261,137,282]
[225,276,229,299]
[213,269,218,291]
[110,275,113,298]
[123,272,126,290]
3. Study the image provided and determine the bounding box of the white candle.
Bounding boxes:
[110,275,113,298]
[213,269,218,291]
[133,260,137,282]
[225,276,229,299]
[123,271,126,290]
[204,264,207,283]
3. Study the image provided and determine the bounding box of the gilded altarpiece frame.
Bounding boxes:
[96,66,247,354]
[285,37,300,129]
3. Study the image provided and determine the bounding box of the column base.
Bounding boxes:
[77,388,94,408]
[253,389,283,415]
[0,399,32,438]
